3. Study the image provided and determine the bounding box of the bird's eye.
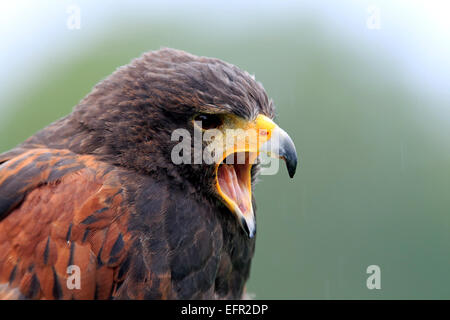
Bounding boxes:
[194,114,223,130]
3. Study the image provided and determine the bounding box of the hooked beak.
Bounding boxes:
[215,114,298,238]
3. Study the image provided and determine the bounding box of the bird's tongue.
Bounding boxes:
[217,163,252,214]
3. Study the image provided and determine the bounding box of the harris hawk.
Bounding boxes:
[0,48,297,300]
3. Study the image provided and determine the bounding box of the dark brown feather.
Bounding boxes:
[0,48,268,299]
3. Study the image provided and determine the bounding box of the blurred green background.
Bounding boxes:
[1,0,450,299]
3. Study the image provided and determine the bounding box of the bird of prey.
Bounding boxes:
[0,48,297,299]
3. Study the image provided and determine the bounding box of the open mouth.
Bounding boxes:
[216,152,258,237]
[210,114,298,239]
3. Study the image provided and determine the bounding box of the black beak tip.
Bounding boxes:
[279,131,298,179]
[288,166,296,178]
[284,155,297,178]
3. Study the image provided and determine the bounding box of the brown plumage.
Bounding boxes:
[0,48,297,299]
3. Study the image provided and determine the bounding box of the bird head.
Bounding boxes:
[67,48,297,239]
